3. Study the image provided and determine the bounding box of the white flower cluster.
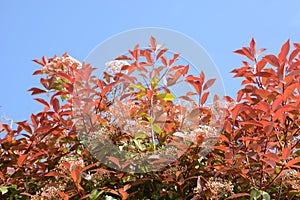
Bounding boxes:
[42,55,81,73]
[31,183,66,199]
[61,55,81,67]
[59,156,85,172]
[194,125,218,139]
[173,125,218,144]
[204,177,234,198]
[82,171,110,185]
[105,60,129,74]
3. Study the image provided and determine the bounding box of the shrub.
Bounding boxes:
[0,37,300,199]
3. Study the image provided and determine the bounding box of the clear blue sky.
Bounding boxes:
[1,0,300,123]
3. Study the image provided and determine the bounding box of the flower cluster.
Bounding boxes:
[58,156,85,172]
[82,171,111,186]
[105,60,129,74]
[282,169,300,189]
[31,183,66,200]
[173,125,218,144]
[42,54,80,74]
[204,177,234,199]
[164,165,187,176]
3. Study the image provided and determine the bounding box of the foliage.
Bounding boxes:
[0,37,300,199]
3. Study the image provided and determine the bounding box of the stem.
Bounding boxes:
[278,178,283,200]
[259,138,269,189]
[150,93,156,150]
[263,164,284,189]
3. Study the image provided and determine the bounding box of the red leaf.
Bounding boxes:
[203,78,216,90]
[289,48,300,63]
[147,90,153,100]
[214,145,229,151]
[283,83,297,101]
[254,88,271,99]
[286,157,300,167]
[144,50,153,64]
[224,95,234,104]
[156,48,168,60]
[278,39,290,63]
[182,64,189,76]
[35,125,52,134]
[81,162,100,172]
[242,47,255,61]
[250,37,256,56]
[263,54,280,67]
[42,56,47,65]
[107,156,121,168]
[160,56,167,66]
[133,44,140,60]
[18,154,28,167]
[118,188,129,199]
[294,42,300,48]
[219,134,230,144]
[255,59,267,72]
[32,70,43,75]
[71,168,81,184]
[187,81,201,95]
[282,147,292,160]
[57,191,69,200]
[16,121,32,134]
[123,184,131,192]
[45,171,64,177]
[236,90,244,102]
[0,171,5,181]
[201,92,209,105]
[257,48,267,57]
[115,55,132,60]
[200,71,205,84]
[150,36,156,51]
[28,87,47,95]
[272,95,282,111]
[57,72,74,83]
[273,105,293,122]
[169,53,179,66]
[34,98,50,109]
[32,59,45,66]
[239,120,263,127]
[264,152,280,163]
[233,49,245,56]
[226,193,250,199]
[52,97,60,113]
[224,151,233,164]
[232,103,242,120]
[30,114,38,127]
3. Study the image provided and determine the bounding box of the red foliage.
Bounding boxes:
[1,38,300,199]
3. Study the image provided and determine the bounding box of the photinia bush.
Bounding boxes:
[0,37,300,200]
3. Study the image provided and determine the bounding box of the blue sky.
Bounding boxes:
[1,0,300,123]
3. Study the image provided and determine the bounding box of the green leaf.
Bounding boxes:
[250,190,261,200]
[0,186,8,195]
[88,189,104,200]
[153,124,163,134]
[136,93,145,98]
[129,84,147,92]
[250,190,270,200]
[151,76,159,89]
[261,191,270,200]
[139,112,147,117]
[156,93,175,101]
[133,139,146,151]
[135,132,147,139]
[147,117,154,124]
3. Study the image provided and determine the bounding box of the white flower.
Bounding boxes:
[62,55,81,66]
[105,60,129,74]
